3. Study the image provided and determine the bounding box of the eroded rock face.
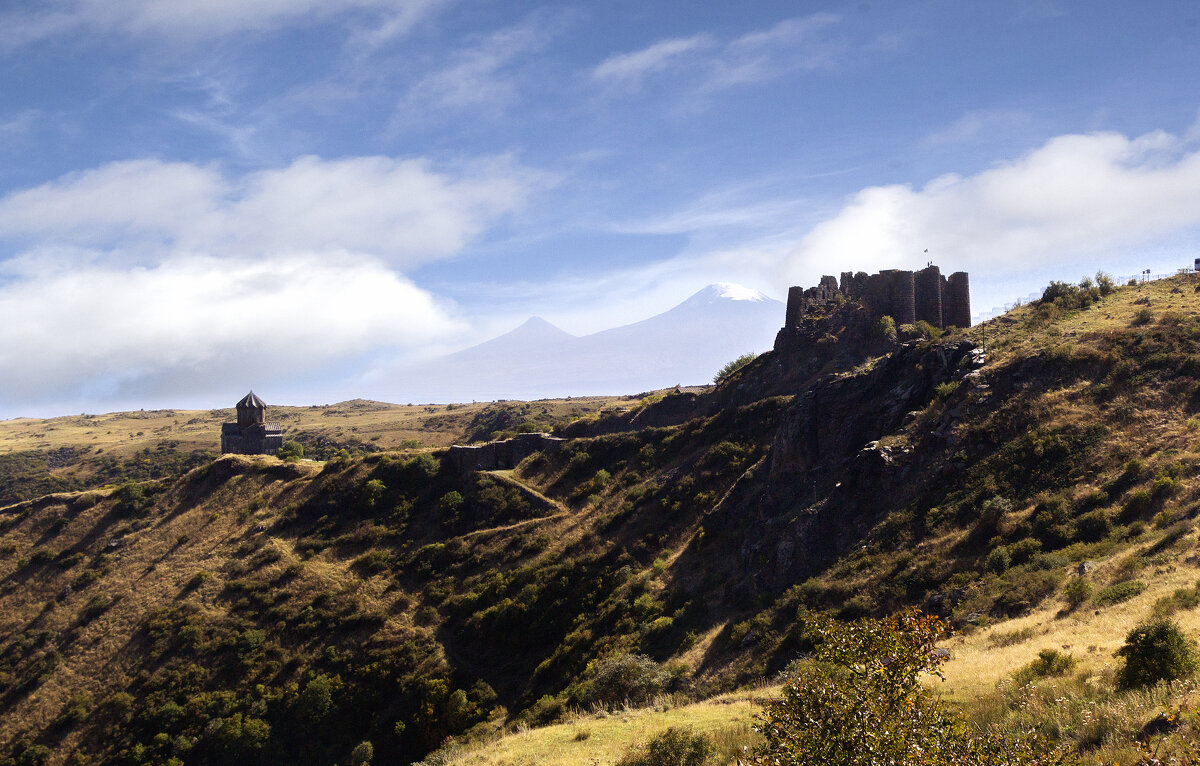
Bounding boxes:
[707,338,979,592]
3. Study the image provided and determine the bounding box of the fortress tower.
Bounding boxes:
[780,264,971,332]
[221,391,284,455]
[945,271,971,329]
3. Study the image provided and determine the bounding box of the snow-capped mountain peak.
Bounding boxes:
[711,282,769,302]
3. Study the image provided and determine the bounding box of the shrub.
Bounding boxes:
[200,714,271,759]
[1014,649,1077,684]
[985,547,1011,574]
[749,609,1066,766]
[361,478,387,508]
[1153,586,1200,618]
[277,441,304,461]
[588,653,670,707]
[617,727,715,766]
[934,381,959,400]
[977,496,1013,533]
[592,469,611,491]
[1008,538,1042,566]
[349,741,374,766]
[1072,510,1111,542]
[1115,618,1199,690]
[1133,307,1154,326]
[112,480,153,515]
[873,315,897,341]
[714,352,757,384]
[295,673,336,722]
[1063,578,1093,610]
[1095,580,1147,606]
[81,595,112,621]
[1041,280,1077,304]
[523,694,564,725]
[438,491,464,515]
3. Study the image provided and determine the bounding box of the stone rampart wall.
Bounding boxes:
[446,433,566,472]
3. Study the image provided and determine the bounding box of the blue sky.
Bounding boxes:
[2,0,1200,416]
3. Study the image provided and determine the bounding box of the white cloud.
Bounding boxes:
[777,127,1200,286]
[0,110,41,137]
[0,0,446,46]
[399,12,565,117]
[0,252,466,410]
[924,108,1033,146]
[0,155,542,268]
[593,14,841,96]
[592,35,712,86]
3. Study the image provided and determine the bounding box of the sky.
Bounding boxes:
[2,0,1200,417]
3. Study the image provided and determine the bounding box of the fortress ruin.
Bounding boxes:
[220,391,284,455]
[446,433,566,473]
[784,264,970,330]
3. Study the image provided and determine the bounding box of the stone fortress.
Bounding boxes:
[784,264,970,330]
[221,391,284,455]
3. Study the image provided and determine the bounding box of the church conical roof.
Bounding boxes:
[237,391,266,409]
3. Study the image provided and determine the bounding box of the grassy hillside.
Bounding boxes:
[4,274,1200,764]
[0,395,639,507]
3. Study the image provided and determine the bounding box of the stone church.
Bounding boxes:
[220,391,284,455]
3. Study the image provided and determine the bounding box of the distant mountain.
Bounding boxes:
[390,283,783,403]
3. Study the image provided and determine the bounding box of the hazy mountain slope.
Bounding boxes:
[392,284,782,403]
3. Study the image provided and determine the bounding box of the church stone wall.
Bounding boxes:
[221,392,284,455]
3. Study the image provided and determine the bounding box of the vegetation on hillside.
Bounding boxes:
[4,274,1200,764]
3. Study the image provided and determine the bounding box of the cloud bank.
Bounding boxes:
[777,127,1200,286]
[0,154,539,414]
[0,155,537,267]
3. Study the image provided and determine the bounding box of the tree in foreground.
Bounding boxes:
[1115,617,1198,690]
[749,608,1068,766]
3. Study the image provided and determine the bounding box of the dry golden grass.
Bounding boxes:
[441,689,768,766]
[941,525,1200,701]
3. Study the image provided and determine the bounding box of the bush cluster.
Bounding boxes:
[749,609,1067,766]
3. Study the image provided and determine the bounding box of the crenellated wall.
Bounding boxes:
[782,264,970,331]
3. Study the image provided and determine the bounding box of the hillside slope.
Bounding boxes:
[5,274,1200,764]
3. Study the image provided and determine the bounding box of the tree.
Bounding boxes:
[1115,618,1198,690]
[277,441,304,461]
[750,609,1067,766]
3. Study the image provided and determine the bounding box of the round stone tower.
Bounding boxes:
[946,272,972,328]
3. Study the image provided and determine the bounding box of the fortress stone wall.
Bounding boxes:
[784,264,970,330]
[446,432,566,472]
